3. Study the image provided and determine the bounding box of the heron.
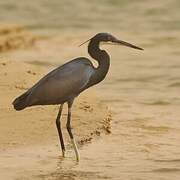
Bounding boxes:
[12,32,143,161]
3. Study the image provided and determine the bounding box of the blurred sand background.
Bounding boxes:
[0,0,180,179]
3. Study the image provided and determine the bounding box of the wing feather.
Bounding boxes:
[27,58,94,106]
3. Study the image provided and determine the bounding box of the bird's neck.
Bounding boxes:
[88,39,110,86]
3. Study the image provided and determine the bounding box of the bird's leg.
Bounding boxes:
[67,99,80,162]
[56,104,65,157]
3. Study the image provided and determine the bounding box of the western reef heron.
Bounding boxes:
[13,32,143,161]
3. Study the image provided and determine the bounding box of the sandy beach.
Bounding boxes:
[0,25,111,179]
[1,0,180,179]
[0,59,111,151]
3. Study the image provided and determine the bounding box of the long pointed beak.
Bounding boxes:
[112,39,144,50]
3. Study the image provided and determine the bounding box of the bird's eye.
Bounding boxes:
[107,36,111,41]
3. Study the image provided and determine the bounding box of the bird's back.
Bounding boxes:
[13,58,95,109]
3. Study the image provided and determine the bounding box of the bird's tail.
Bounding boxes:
[12,91,30,111]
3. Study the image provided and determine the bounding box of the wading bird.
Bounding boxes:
[12,33,143,161]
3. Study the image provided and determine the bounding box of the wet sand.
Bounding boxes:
[1,0,180,179]
[1,24,180,180]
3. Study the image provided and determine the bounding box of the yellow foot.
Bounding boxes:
[71,138,80,162]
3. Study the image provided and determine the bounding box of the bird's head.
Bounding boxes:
[79,32,143,50]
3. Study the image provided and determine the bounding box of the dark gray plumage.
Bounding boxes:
[14,58,94,109]
[12,32,143,161]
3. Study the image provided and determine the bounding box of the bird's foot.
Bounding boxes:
[71,138,80,162]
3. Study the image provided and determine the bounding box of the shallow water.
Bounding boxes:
[1,44,180,179]
[1,0,180,179]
